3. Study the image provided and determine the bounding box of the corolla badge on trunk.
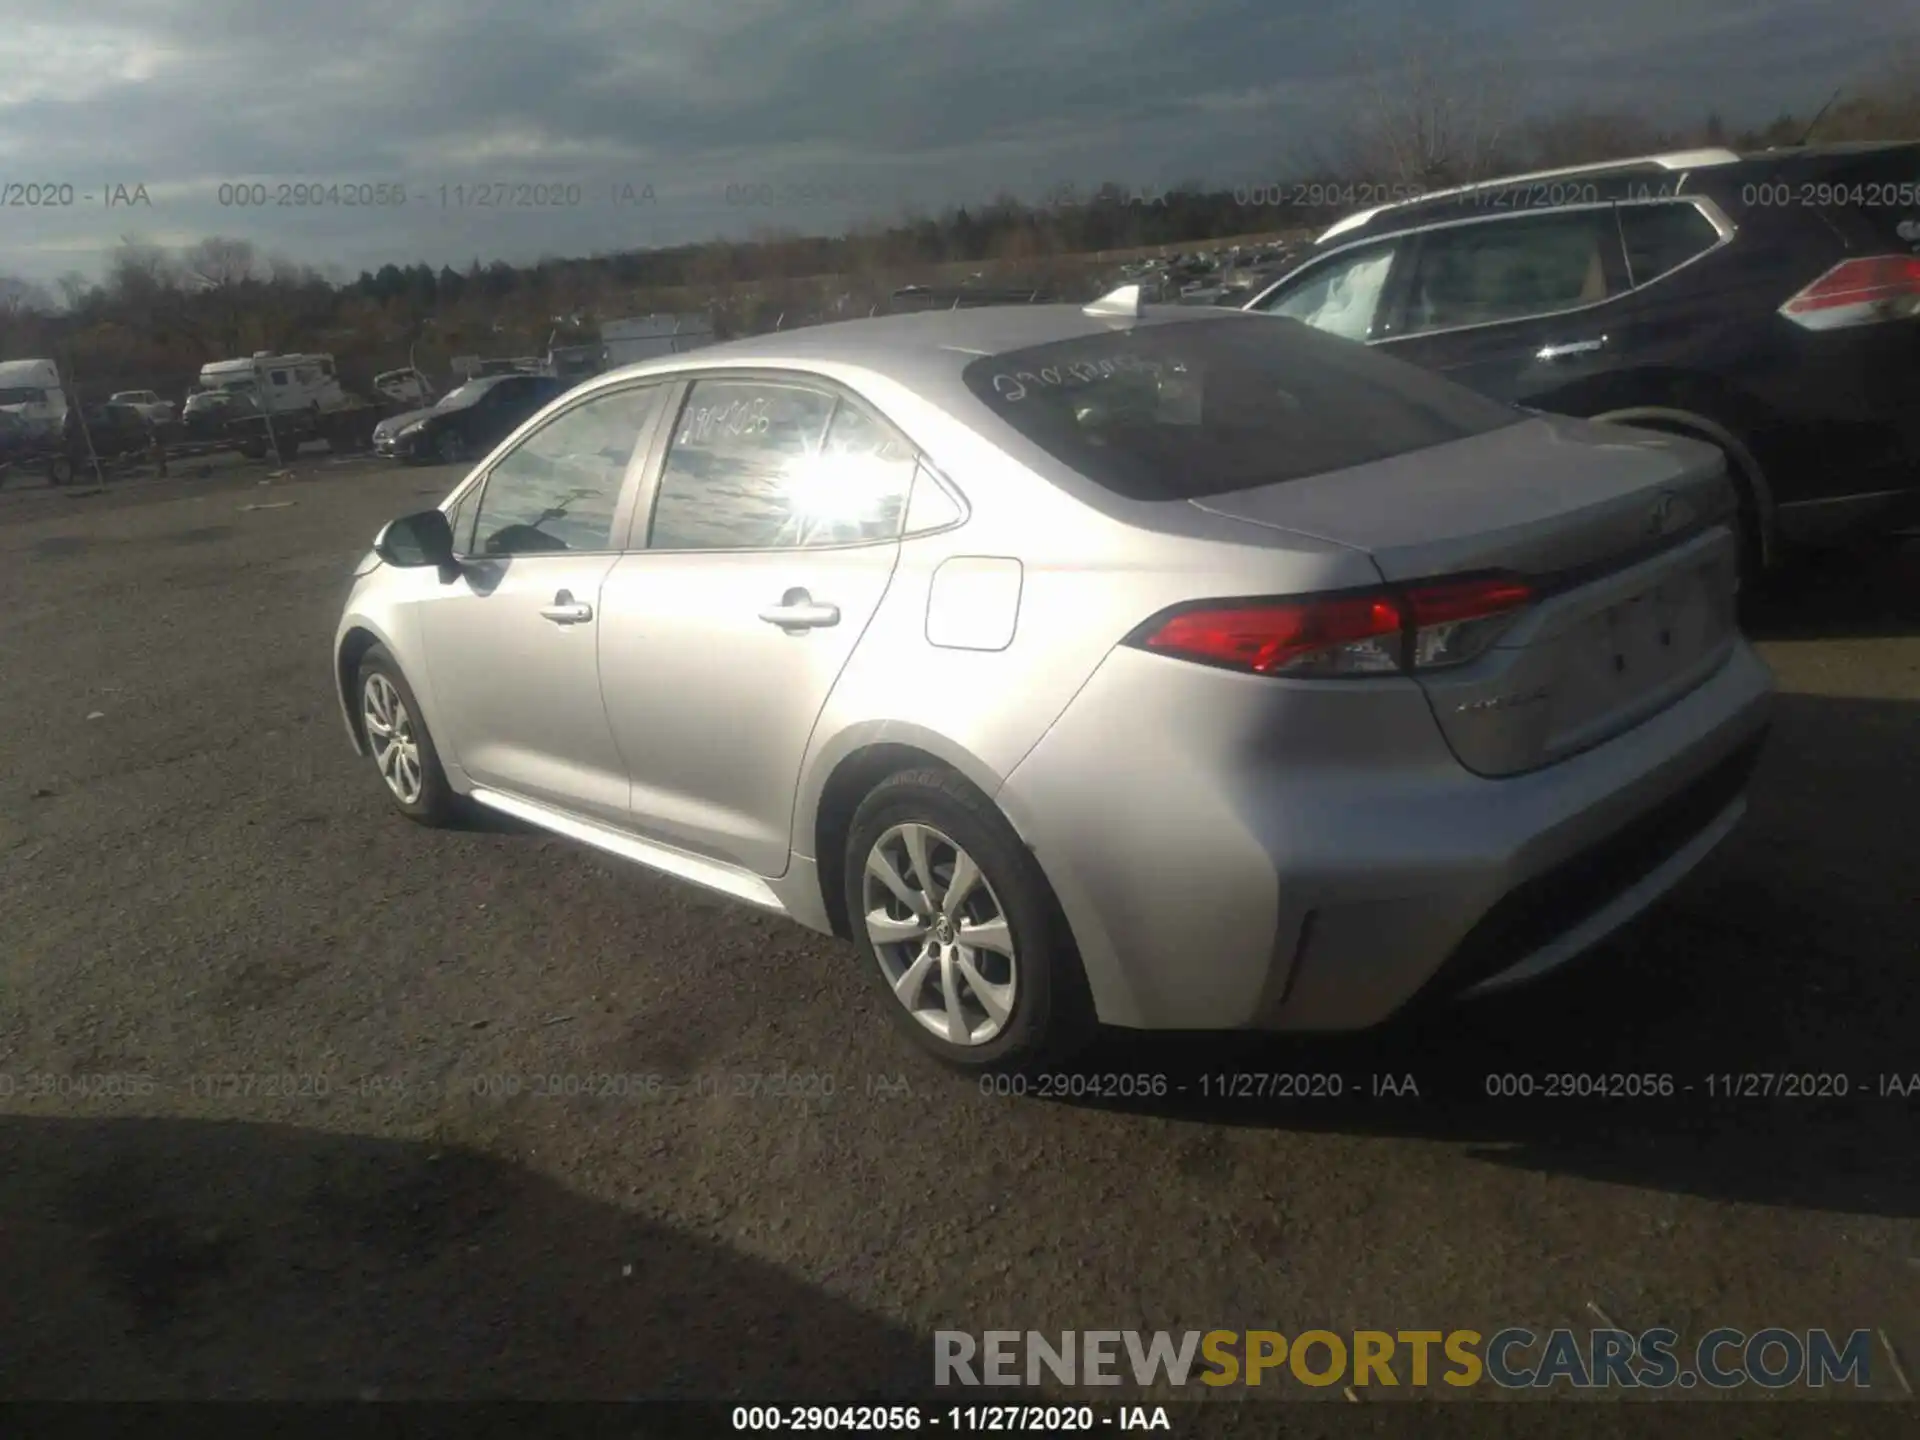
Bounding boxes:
[1454,684,1551,715]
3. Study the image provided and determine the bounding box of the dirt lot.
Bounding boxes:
[0,458,1915,1418]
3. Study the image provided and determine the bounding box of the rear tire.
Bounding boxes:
[46,454,73,487]
[844,767,1093,1073]
[355,644,461,826]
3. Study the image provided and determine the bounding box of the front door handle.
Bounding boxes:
[540,589,593,624]
[758,588,840,631]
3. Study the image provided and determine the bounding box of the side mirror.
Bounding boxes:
[374,508,455,568]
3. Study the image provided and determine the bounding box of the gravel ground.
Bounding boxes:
[0,458,1915,1421]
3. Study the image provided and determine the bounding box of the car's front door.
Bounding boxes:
[596,374,918,876]
[415,381,668,823]
[1372,206,1631,406]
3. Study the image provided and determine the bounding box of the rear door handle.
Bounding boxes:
[1535,337,1608,361]
[540,589,593,624]
[758,589,840,631]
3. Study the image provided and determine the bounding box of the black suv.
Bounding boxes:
[1244,142,1920,573]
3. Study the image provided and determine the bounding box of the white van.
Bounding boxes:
[0,358,69,439]
[197,352,348,415]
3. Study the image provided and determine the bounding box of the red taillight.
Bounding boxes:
[1780,255,1920,330]
[1403,574,1535,669]
[1142,594,1405,675]
[1403,574,1534,626]
[1134,573,1534,677]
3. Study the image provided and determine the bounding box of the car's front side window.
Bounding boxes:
[466,384,664,557]
[1253,242,1400,340]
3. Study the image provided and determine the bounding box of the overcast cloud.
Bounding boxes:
[0,0,1909,285]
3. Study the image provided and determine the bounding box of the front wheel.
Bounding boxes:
[845,767,1092,1072]
[436,430,469,465]
[356,645,460,825]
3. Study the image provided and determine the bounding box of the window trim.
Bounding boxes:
[448,378,671,561]
[631,368,959,556]
[1248,196,1736,345]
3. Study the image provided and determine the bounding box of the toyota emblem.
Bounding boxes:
[1645,490,1680,538]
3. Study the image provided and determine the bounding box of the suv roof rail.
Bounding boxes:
[1317,148,1745,243]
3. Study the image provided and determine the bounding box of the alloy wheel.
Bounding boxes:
[862,822,1018,1046]
[362,672,424,805]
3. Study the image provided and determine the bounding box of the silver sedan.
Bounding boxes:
[333,294,1773,1069]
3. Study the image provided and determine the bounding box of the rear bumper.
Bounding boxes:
[998,640,1775,1032]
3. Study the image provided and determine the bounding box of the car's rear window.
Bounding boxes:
[961,316,1522,501]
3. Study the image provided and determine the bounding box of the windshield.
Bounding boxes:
[962,316,1522,501]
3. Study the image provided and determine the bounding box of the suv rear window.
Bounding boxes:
[961,316,1522,501]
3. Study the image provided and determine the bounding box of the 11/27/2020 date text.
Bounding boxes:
[214,181,658,208]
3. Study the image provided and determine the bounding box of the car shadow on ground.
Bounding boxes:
[1038,685,1920,1220]
[0,1113,934,1401]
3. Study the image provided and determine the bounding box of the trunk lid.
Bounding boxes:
[1188,413,1734,581]
[1192,413,1744,775]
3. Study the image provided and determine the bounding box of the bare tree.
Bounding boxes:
[1341,25,1522,189]
[181,236,263,290]
[55,271,93,312]
[103,238,182,306]
[0,275,57,317]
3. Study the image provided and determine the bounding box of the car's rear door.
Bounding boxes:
[413,380,668,824]
[595,373,916,876]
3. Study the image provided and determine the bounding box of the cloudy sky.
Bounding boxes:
[0,0,1909,287]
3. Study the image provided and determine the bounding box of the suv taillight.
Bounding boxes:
[1779,256,1920,330]
[1130,574,1534,678]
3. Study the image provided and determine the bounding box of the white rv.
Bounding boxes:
[197,352,348,415]
[0,358,69,438]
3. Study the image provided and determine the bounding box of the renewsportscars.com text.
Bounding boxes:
[934,1327,1878,1391]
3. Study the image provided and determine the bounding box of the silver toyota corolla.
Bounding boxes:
[333,293,1773,1068]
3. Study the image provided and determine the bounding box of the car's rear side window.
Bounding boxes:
[961,316,1522,502]
[1617,201,1722,285]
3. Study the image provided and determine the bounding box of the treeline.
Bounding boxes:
[1,75,1914,401]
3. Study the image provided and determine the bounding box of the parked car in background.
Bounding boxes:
[76,402,156,458]
[1244,141,1920,579]
[334,299,1771,1070]
[110,390,176,426]
[372,406,436,458]
[181,388,261,439]
[384,374,570,464]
